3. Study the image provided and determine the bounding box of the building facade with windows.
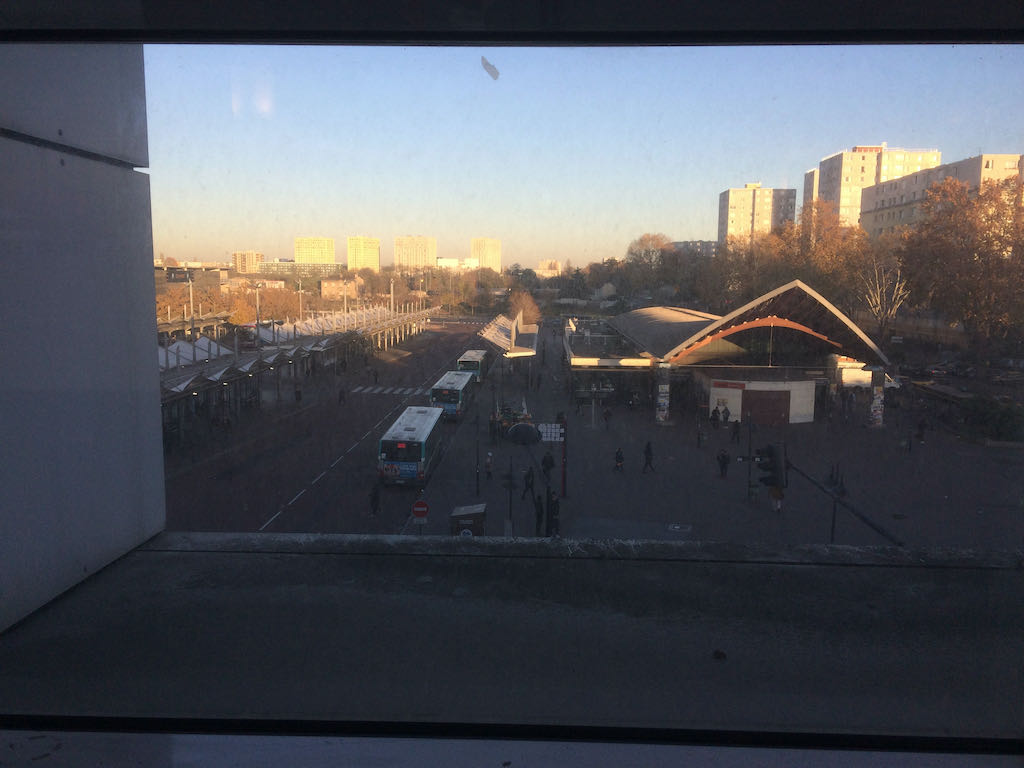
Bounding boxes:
[804,143,941,227]
[536,259,562,279]
[232,250,264,274]
[347,236,381,272]
[717,183,796,244]
[861,153,1023,237]
[258,261,341,278]
[294,237,336,264]
[471,237,501,273]
[394,236,437,271]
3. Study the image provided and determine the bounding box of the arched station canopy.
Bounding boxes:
[609,280,889,368]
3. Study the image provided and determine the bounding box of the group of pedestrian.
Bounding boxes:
[710,405,731,429]
[611,441,655,473]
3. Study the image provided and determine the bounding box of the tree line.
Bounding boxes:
[542,175,1023,359]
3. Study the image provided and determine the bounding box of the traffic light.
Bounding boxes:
[757,444,782,488]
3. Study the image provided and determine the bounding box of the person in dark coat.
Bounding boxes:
[642,441,654,473]
[533,493,546,537]
[369,483,380,517]
[521,465,535,500]
[717,448,731,478]
[541,450,555,483]
[546,488,560,537]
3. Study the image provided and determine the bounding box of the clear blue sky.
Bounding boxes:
[144,44,1024,269]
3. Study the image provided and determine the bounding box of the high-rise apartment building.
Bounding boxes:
[394,236,437,271]
[804,143,941,226]
[535,260,562,279]
[347,236,381,272]
[861,153,1022,237]
[232,250,264,274]
[717,183,796,244]
[471,237,502,273]
[294,237,336,264]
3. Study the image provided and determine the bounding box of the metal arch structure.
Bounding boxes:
[663,280,890,367]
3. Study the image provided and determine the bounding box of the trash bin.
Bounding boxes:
[450,503,486,536]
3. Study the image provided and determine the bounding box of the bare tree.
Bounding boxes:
[857,251,910,340]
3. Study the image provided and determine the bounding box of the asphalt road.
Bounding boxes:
[165,322,483,533]
[165,321,1024,550]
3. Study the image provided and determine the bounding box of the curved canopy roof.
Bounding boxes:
[664,280,889,366]
[609,280,888,368]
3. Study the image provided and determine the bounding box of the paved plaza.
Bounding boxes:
[4,320,1019,746]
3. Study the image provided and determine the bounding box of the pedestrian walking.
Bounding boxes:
[521,465,535,500]
[533,493,546,537]
[369,483,380,517]
[716,448,730,478]
[614,447,624,471]
[770,484,784,512]
[485,451,493,480]
[372,368,379,385]
[541,450,555,483]
[603,407,612,431]
[546,488,560,537]
[710,406,720,429]
[730,419,741,444]
[489,413,498,444]
[722,406,731,424]
[642,441,654,473]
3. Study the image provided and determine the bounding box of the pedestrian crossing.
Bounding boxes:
[349,385,428,396]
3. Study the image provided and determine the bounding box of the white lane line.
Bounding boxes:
[312,471,326,485]
[259,508,285,531]
[362,430,373,440]
[352,386,367,393]
[331,455,344,467]
[288,488,306,505]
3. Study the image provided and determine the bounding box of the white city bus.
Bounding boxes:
[457,349,490,383]
[377,406,445,486]
[429,370,476,420]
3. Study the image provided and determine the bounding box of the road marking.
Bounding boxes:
[288,489,306,505]
[352,386,367,393]
[259,508,285,531]
[331,455,344,467]
[362,430,373,439]
[312,471,326,485]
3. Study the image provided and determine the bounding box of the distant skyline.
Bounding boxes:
[144,44,1024,269]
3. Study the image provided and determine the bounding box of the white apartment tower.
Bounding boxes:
[294,237,336,264]
[232,250,264,274]
[717,183,796,244]
[804,143,941,226]
[471,237,501,273]
[394,236,438,271]
[347,236,381,272]
[861,153,1023,237]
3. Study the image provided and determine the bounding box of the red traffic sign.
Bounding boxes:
[412,499,429,518]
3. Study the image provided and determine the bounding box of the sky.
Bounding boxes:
[144,44,1024,269]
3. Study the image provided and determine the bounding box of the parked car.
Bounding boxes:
[925,362,953,376]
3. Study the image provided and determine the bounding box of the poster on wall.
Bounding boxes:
[870,385,884,427]
[656,383,670,422]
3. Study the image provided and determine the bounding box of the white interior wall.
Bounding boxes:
[0,45,165,632]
